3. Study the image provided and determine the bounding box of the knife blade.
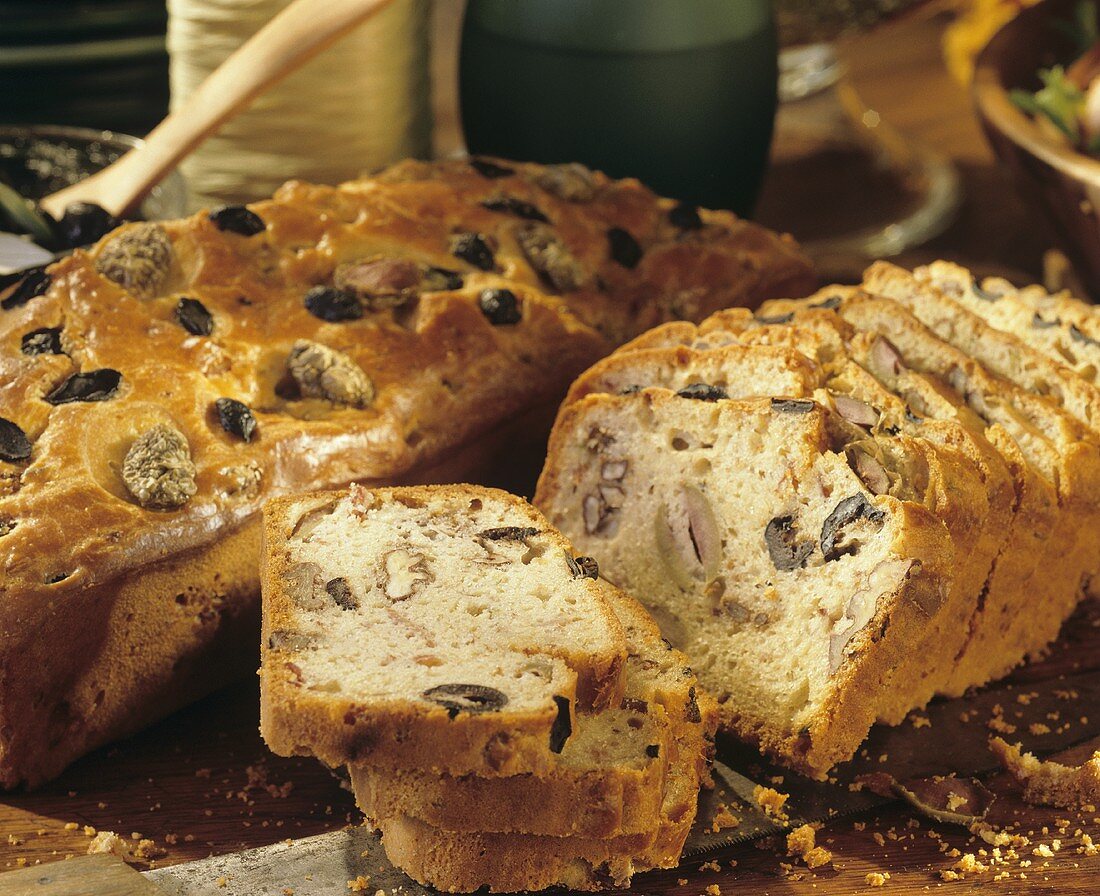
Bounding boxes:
[144,826,428,896]
[686,663,1100,854]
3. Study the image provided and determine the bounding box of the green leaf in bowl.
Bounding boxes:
[0,180,54,245]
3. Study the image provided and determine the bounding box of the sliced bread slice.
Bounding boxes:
[759,290,1092,699]
[351,589,709,839]
[370,685,717,893]
[703,306,1057,706]
[260,484,628,776]
[536,390,954,777]
[913,260,1100,388]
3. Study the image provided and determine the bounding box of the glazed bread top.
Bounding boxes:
[0,157,813,611]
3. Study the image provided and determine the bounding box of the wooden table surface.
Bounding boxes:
[4,10,1100,895]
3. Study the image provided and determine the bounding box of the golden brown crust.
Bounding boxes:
[0,158,812,787]
[0,520,261,789]
[352,756,667,841]
[991,737,1100,809]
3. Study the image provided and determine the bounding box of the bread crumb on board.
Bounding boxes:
[347,875,371,891]
[86,831,165,864]
[865,871,890,886]
[709,801,740,833]
[785,823,833,869]
[752,784,790,820]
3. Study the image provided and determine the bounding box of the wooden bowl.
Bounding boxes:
[974,0,1100,296]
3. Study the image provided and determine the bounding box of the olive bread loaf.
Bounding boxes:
[0,156,812,787]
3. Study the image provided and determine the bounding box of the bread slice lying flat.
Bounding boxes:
[352,587,713,840]
[371,682,716,893]
[260,484,628,776]
[536,390,953,777]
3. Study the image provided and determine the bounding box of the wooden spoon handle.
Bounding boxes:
[41,0,397,219]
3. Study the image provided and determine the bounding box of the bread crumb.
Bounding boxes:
[699,860,720,872]
[786,824,816,856]
[945,792,967,811]
[133,839,165,861]
[86,832,131,859]
[63,822,78,831]
[865,871,889,886]
[752,785,789,820]
[86,831,164,863]
[910,714,931,728]
[786,823,832,870]
[704,886,721,896]
[709,801,740,833]
[216,877,228,888]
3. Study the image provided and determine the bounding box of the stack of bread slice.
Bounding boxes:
[535,261,1098,780]
[259,484,717,892]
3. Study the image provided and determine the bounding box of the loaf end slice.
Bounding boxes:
[260,484,627,775]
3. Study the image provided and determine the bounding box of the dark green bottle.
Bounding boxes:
[459,0,778,216]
